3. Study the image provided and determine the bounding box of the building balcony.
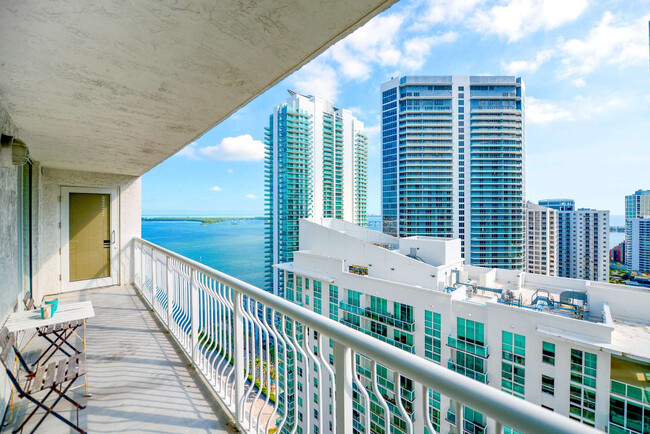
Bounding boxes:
[447,360,489,384]
[447,336,490,358]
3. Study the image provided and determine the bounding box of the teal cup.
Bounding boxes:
[45,299,58,315]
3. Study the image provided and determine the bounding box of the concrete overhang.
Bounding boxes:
[0,0,395,176]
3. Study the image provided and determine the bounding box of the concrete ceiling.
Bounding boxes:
[0,0,395,176]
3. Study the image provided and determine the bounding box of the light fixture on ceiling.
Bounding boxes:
[0,135,30,167]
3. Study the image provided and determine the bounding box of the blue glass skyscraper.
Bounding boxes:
[381,76,525,270]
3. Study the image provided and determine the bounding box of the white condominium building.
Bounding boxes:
[525,201,558,276]
[276,218,649,434]
[264,90,368,294]
[540,199,609,282]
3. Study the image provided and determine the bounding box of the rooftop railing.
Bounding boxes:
[132,237,596,434]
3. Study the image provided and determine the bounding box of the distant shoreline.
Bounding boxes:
[142,216,264,225]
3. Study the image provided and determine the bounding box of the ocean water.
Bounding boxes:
[142,219,266,288]
[142,216,382,289]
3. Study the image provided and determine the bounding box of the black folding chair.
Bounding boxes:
[0,327,87,433]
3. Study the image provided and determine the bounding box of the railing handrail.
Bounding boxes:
[133,237,597,434]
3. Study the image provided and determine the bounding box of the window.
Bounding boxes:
[314,280,322,314]
[424,310,441,363]
[328,284,338,320]
[348,289,361,307]
[569,349,597,425]
[542,341,556,365]
[542,375,555,396]
[502,331,525,398]
[370,296,388,315]
[371,321,387,337]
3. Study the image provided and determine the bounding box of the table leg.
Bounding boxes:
[83,319,91,397]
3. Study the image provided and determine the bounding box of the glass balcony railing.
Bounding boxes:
[447,335,490,358]
[447,360,489,384]
[338,302,416,332]
[611,380,650,404]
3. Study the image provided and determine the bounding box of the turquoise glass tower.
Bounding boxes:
[265,91,367,294]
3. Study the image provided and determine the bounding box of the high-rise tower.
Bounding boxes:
[380,76,525,269]
[264,91,367,294]
[625,189,650,270]
[540,199,609,282]
[524,202,558,276]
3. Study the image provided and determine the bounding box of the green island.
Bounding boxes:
[142,216,264,225]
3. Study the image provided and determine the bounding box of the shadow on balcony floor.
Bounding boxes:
[4,285,236,433]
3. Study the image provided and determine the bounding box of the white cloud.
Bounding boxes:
[418,0,485,27]
[227,169,234,174]
[526,96,574,124]
[402,32,459,69]
[527,94,629,124]
[209,186,222,192]
[472,0,588,42]
[199,134,264,161]
[176,142,200,160]
[292,60,340,101]
[245,194,257,200]
[315,12,458,83]
[571,78,587,88]
[502,49,553,74]
[326,13,404,82]
[556,12,649,78]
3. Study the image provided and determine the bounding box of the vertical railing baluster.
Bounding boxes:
[394,372,413,434]
[150,249,156,305]
[455,400,462,434]
[140,242,144,291]
[372,360,391,434]
[422,384,436,434]
[190,268,199,364]
[166,256,173,327]
[334,341,353,432]
[233,290,245,425]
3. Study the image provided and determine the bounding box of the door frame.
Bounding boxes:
[60,186,119,292]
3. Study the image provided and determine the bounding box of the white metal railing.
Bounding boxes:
[132,237,596,434]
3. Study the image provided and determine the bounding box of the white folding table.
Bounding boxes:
[5,301,95,395]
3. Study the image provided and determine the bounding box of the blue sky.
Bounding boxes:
[142,0,650,217]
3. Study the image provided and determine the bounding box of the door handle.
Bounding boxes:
[111,230,115,245]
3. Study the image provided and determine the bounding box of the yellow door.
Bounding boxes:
[69,193,111,282]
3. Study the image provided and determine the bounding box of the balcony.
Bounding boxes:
[4,284,234,432]
[447,360,489,384]
[447,335,490,358]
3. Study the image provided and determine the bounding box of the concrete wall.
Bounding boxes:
[0,98,21,321]
[0,99,20,421]
[0,166,20,323]
[34,168,141,301]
